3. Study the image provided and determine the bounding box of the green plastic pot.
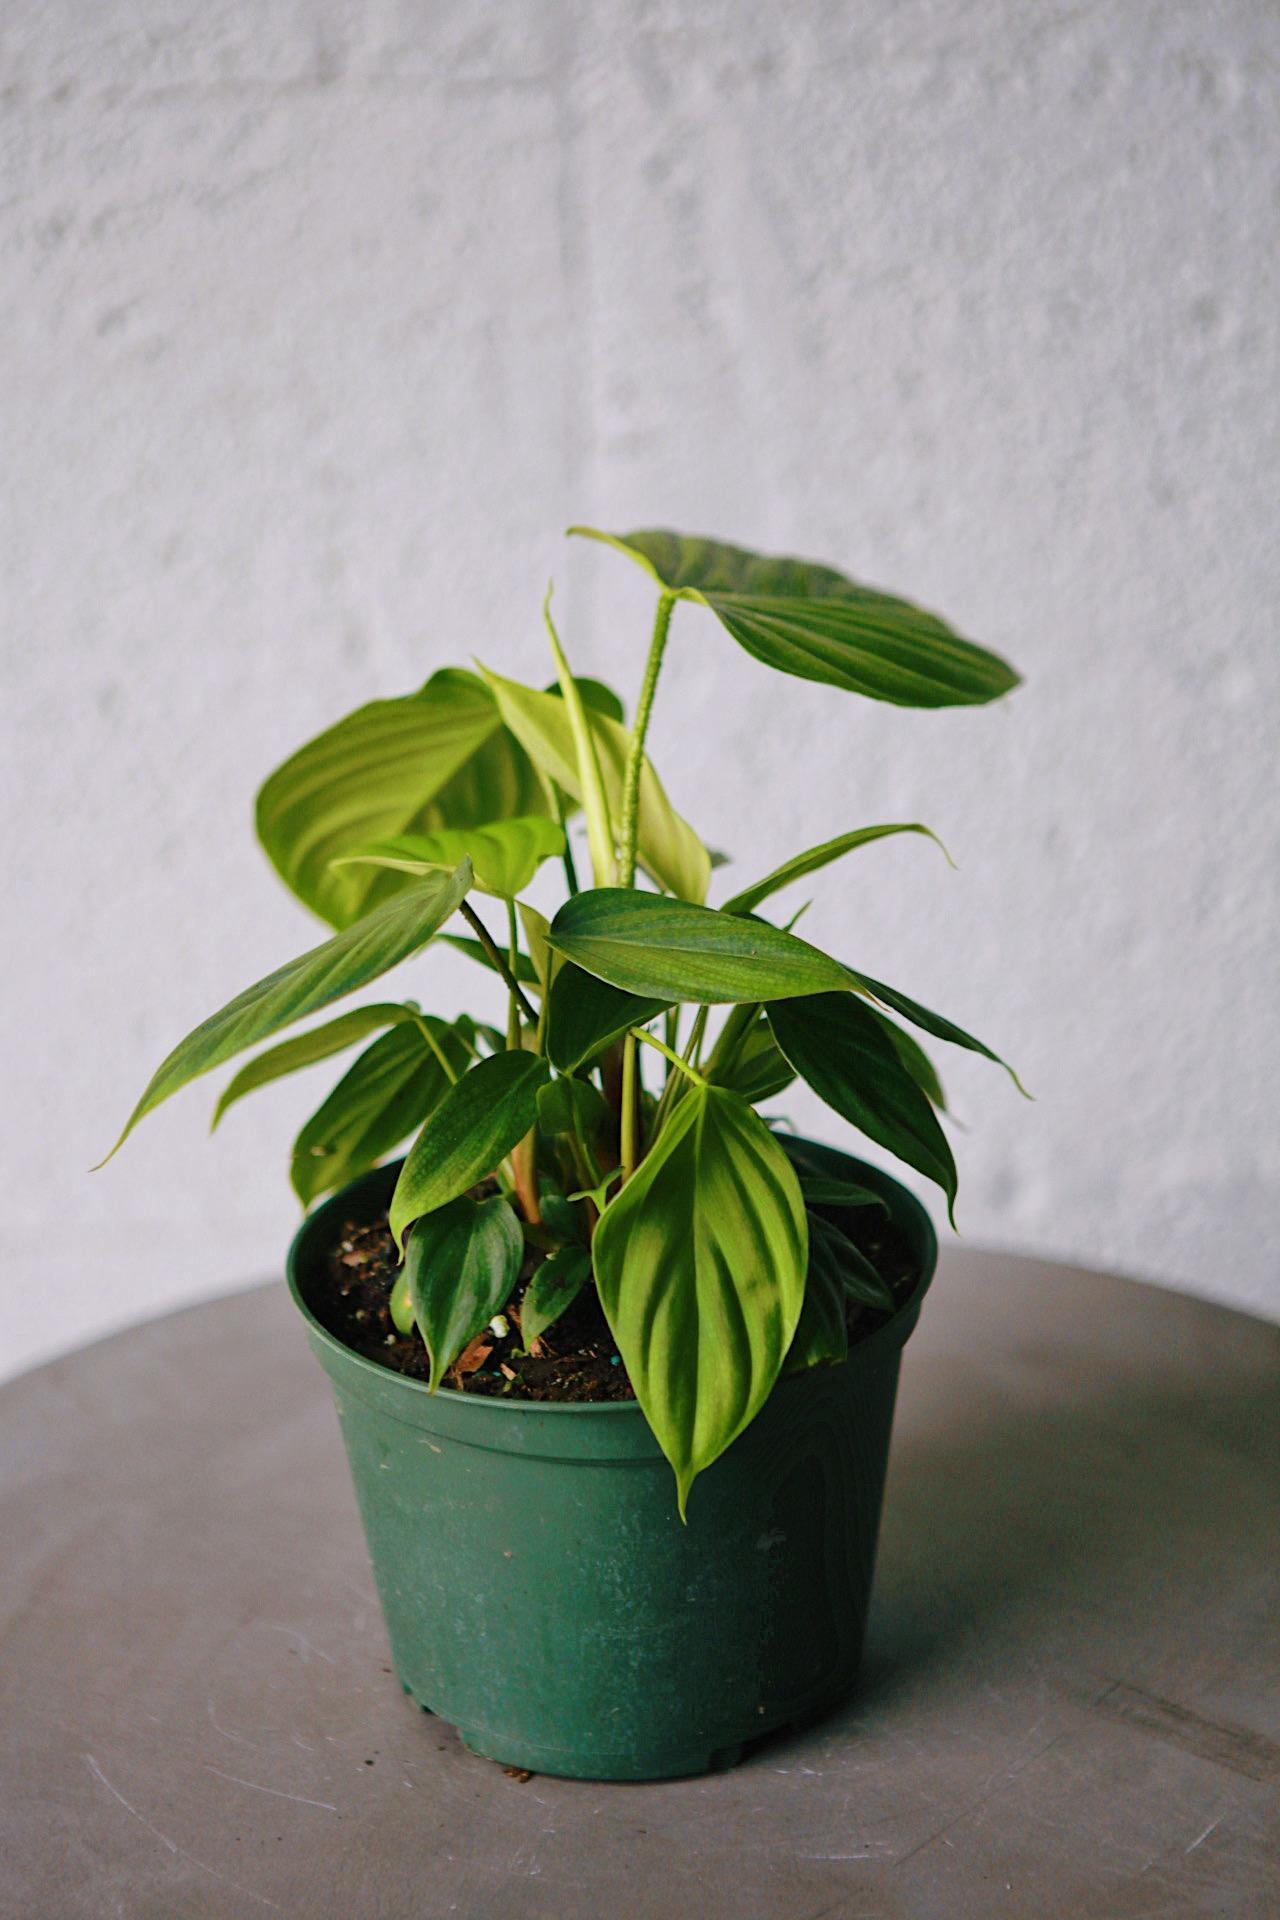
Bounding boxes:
[287,1140,936,1781]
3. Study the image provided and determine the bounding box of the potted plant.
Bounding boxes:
[101,527,1023,1781]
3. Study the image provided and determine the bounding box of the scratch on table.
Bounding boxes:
[203,1763,340,1811]
[1186,1817,1221,1854]
[83,1755,283,1912]
[207,1697,264,1749]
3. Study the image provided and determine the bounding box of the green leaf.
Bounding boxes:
[479,665,710,904]
[794,1173,888,1213]
[439,934,539,987]
[517,902,555,994]
[786,1214,852,1370]
[404,1195,524,1387]
[722,823,952,916]
[767,993,958,1224]
[548,890,853,1004]
[521,1245,592,1344]
[334,816,565,900]
[536,1074,613,1146]
[570,529,1021,709]
[567,1167,623,1211]
[592,1084,807,1515]
[868,1008,948,1111]
[98,864,473,1166]
[545,676,625,725]
[858,973,1027,1095]
[546,963,671,1072]
[290,1018,470,1206]
[540,594,618,888]
[211,1002,419,1128]
[706,1014,796,1104]
[786,1212,894,1372]
[821,1216,898,1312]
[256,668,550,928]
[389,1049,550,1247]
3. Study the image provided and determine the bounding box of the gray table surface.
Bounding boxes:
[2,1248,1278,1920]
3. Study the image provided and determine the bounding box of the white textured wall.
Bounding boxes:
[4,1,1278,1381]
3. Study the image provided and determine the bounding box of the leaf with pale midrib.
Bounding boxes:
[389,1049,550,1247]
[569,529,1021,709]
[722,822,951,917]
[211,1002,419,1128]
[767,992,958,1223]
[290,1018,471,1206]
[548,890,852,1004]
[98,863,473,1165]
[334,816,565,901]
[546,963,671,1072]
[405,1195,524,1387]
[479,665,711,904]
[256,668,548,928]
[592,1084,807,1515]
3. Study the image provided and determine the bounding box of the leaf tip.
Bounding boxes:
[90,1121,132,1172]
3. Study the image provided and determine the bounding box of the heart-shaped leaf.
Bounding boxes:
[571,529,1021,709]
[479,665,710,904]
[767,992,958,1223]
[404,1194,524,1387]
[334,816,565,901]
[290,1017,471,1206]
[548,890,853,1004]
[210,1002,420,1128]
[257,668,551,928]
[546,963,671,1072]
[389,1049,550,1247]
[521,1245,592,1344]
[592,1084,807,1515]
[722,823,952,917]
[99,864,473,1165]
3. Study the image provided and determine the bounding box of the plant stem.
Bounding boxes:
[619,593,675,889]
[512,1129,541,1223]
[410,1015,461,1086]
[651,1003,708,1134]
[543,585,617,887]
[634,1027,707,1088]
[505,900,521,1052]
[620,1034,638,1182]
[553,785,580,895]
[460,900,538,1026]
[662,1005,680,1084]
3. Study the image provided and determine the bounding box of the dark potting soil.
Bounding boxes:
[308,1196,923,1403]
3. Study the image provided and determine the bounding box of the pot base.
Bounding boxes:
[404,1679,856,1782]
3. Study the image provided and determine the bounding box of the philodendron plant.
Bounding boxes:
[103,528,1023,1513]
